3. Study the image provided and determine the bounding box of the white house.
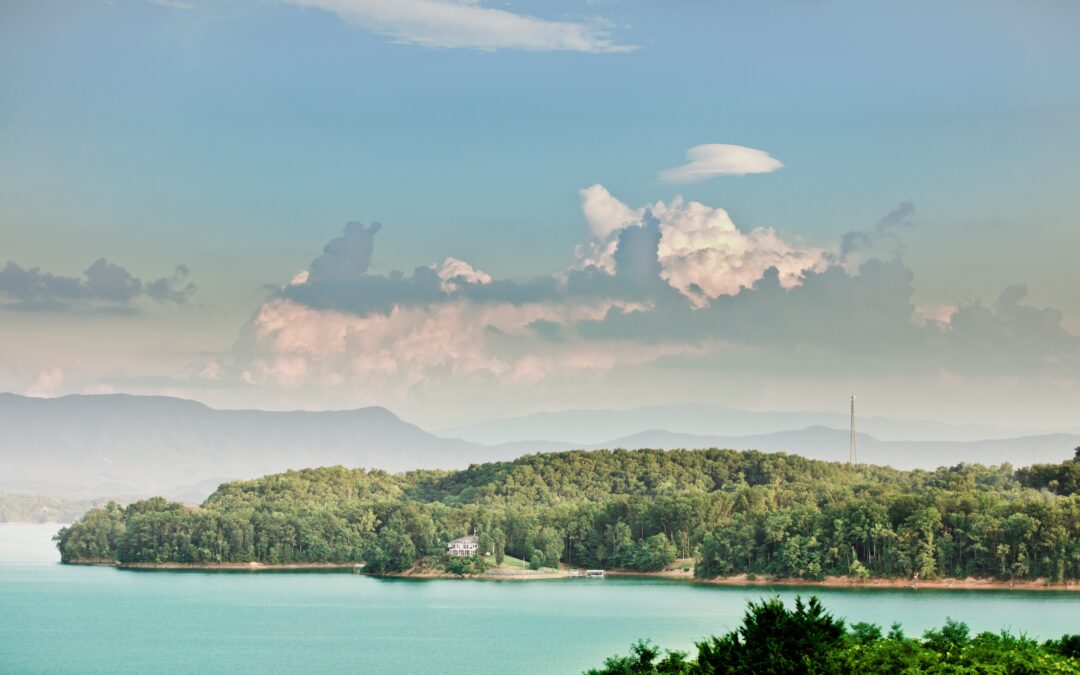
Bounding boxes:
[447,535,479,557]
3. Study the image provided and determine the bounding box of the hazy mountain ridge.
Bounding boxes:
[588,426,1080,470]
[440,403,1031,445]
[0,393,512,499]
[1,394,1076,506]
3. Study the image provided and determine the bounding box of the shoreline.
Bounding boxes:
[384,565,570,581]
[63,560,1080,591]
[610,569,1080,592]
[68,559,573,579]
[68,561,359,571]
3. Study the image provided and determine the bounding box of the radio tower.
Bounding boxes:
[848,394,857,465]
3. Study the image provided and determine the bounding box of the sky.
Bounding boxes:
[1,0,1079,430]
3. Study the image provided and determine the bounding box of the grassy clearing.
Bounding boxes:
[483,553,528,568]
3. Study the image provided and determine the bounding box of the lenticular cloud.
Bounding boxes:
[658,144,784,183]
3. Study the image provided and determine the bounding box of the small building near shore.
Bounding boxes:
[447,535,479,557]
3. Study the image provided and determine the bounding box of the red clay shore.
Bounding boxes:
[608,568,1080,592]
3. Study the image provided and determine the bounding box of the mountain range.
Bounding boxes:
[439,403,1035,445]
[1,393,1076,503]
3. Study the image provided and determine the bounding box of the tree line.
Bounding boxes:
[56,447,1080,582]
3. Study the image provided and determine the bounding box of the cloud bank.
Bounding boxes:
[286,0,635,53]
[218,186,1079,404]
[659,144,784,183]
[0,259,196,312]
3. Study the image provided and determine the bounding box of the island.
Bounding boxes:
[56,447,1080,589]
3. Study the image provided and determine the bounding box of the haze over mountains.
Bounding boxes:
[439,404,1033,445]
[1,394,1076,504]
[0,393,498,501]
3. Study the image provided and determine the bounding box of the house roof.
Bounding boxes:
[448,535,479,545]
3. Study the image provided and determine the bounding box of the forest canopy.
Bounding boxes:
[56,448,1080,582]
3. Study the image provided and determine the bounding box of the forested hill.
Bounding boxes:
[57,448,1080,583]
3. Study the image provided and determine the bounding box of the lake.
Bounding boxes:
[1,523,1077,674]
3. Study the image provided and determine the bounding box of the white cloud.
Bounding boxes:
[580,183,643,240]
[579,186,830,306]
[652,197,829,305]
[658,144,784,183]
[436,257,491,292]
[286,0,635,53]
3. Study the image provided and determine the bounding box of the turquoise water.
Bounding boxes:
[1,524,1078,674]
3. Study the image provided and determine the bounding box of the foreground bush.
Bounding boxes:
[586,596,1080,674]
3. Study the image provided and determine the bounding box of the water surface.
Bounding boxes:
[1,524,1077,674]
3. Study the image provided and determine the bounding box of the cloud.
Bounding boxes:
[23,367,65,398]
[436,257,491,292]
[0,258,196,312]
[942,285,1080,374]
[235,296,676,393]
[580,184,643,240]
[651,197,829,306]
[83,258,143,304]
[146,265,197,303]
[840,200,916,260]
[285,0,635,53]
[309,221,381,283]
[576,188,829,306]
[658,144,784,183]
[218,187,1079,402]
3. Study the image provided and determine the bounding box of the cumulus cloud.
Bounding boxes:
[436,257,492,292]
[285,0,635,53]
[235,296,677,393]
[658,144,784,183]
[580,184,643,240]
[576,188,830,306]
[0,259,196,312]
[651,197,829,305]
[219,188,1079,401]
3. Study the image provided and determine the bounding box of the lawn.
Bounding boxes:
[483,553,528,568]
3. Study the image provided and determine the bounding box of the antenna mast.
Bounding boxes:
[848,394,857,465]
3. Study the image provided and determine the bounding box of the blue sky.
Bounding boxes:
[1,0,1079,429]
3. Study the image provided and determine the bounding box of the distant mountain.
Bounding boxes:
[585,426,1080,471]
[440,403,1029,445]
[0,393,510,499]
[2,394,1075,506]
